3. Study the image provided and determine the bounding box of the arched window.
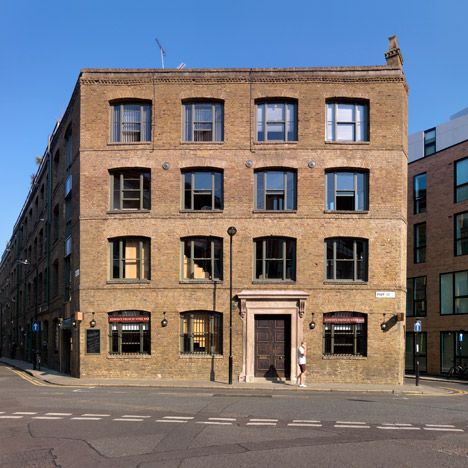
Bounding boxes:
[255,169,297,211]
[323,312,367,356]
[110,101,152,143]
[108,311,150,354]
[180,311,222,355]
[109,168,151,211]
[182,169,223,210]
[325,170,369,211]
[326,99,369,142]
[181,237,223,281]
[254,237,296,281]
[325,237,368,282]
[256,99,298,142]
[183,101,224,142]
[109,237,150,280]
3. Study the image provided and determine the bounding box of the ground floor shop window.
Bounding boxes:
[405,332,427,373]
[323,312,367,356]
[180,311,222,355]
[440,331,468,373]
[108,311,150,354]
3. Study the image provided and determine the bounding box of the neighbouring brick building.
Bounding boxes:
[0,37,408,384]
[407,109,468,375]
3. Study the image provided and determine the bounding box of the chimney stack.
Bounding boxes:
[385,35,403,68]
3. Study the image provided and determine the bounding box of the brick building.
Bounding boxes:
[407,110,468,375]
[0,37,408,384]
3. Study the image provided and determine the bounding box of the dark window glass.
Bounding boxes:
[323,312,367,356]
[441,270,468,315]
[111,170,150,210]
[424,128,436,156]
[406,277,426,317]
[111,103,152,143]
[326,171,368,211]
[182,237,223,280]
[413,173,427,214]
[455,212,468,256]
[326,238,368,281]
[254,237,296,281]
[255,170,296,210]
[256,102,297,142]
[414,223,426,264]
[455,158,468,203]
[180,312,222,355]
[183,170,223,210]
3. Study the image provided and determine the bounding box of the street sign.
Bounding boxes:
[413,320,422,333]
[32,321,40,333]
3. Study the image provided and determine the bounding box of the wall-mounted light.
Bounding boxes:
[380,313,388,331]
[72,320,77,328]
[90,312,96,328]
[309,313,316,330]
[161,312,168,328]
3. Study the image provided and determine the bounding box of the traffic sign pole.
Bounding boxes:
[414,320,422,387]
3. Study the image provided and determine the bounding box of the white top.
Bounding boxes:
[298,345,306,365]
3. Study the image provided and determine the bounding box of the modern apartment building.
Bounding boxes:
[407,109,468,375]
[0,37,408,384]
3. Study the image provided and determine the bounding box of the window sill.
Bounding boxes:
[252,280,296,284]
[179,354,223,359]
[179,280,224,284]
[253,141,298,145]
[179,209,224,214]
[323,281,368,285]
[107,141,152,146]
[324,210,369,215]
[253,210,297,214]
[106,279,151,285]
[106,210,151,215]
[180,141,224,145]
[322,354,367,360]
[324,140,370,145]
[107,353,152,359]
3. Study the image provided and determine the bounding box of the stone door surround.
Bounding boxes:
[237,290,308,383]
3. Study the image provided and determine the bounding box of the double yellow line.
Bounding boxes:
[8,367,51,387]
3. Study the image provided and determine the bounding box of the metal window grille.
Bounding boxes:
[108,312,150,355]
[323,312,367,356]
[180,312,222,355]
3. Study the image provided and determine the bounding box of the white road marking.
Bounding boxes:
[32,416,63,420]
[13,412,37,415]
[249,418,278,422]
[121,415,150,418]
[113,418,143,422]
[197,421,232,425]
[336,421,367,425]
[425,424,455,428]
[288,423,322,427]
[335,424,371,429]
[46,413,72,416]
[0,415,23,419]
[208,417,237,421]
[72,417,102,421]
[424,427,464,432]
[246,422,277,426]
[381,423,413,427]
[0,412,4,414]
[81,414,110,417]
[163,416,194,420]
[377,426,421,430]
[293,420,321,423]
[156,419,187,423]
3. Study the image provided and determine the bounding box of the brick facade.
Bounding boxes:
[0,39,408,384]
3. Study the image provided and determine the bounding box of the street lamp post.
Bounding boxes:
[227,226,237,385]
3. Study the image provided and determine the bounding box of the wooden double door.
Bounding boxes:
[254,315,291,379]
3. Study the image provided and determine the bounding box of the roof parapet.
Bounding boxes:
[385,35,403,68]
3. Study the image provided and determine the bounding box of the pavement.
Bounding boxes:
[0,356,463,395]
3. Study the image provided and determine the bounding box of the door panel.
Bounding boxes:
[255,315,290,378]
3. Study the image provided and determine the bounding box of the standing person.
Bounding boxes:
[297,341,307,387]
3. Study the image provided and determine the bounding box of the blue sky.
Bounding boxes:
[0,0,466,250]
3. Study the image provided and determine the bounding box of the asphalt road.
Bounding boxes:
[1,363,467,467]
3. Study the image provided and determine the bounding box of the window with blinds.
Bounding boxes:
[111,102,152,143]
